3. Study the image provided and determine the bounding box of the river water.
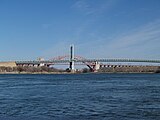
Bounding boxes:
[0,74,160,120]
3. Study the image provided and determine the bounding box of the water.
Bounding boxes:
[0,74,160,120]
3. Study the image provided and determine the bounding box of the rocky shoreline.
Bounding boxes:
[0,65,160,74]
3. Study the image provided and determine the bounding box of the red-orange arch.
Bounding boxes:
[49,55,94,71]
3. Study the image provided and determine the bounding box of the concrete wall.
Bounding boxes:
[0,62,17,67]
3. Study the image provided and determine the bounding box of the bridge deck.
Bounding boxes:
[15,59,160,64]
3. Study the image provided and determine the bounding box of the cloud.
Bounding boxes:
[40,19,160,60]
[76,19,160,59]
[71,0,95,15]
[71,0,120,44]
[105,19,160,55]
[96,0,119,15]
[71,0,119,16]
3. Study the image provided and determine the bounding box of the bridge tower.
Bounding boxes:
[69,45,75,72]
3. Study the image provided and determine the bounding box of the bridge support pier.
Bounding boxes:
[91,61,100,72]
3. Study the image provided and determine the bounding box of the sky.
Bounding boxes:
[0,0,160,61]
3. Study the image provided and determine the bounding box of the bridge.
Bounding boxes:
[15,45,160,72]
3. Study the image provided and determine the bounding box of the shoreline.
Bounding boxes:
[0,72,159,74]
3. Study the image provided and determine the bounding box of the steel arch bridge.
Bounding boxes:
[16,57,160,64]
[15,45,160,72]
[49,55,95,71]
[16,55,96,71]
[16,56,160,70]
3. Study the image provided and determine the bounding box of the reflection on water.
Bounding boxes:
[0,74,160,120]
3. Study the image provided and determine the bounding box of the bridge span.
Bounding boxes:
[15,58,160,71]
[16,58,160,64]
[12,45,160,72]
